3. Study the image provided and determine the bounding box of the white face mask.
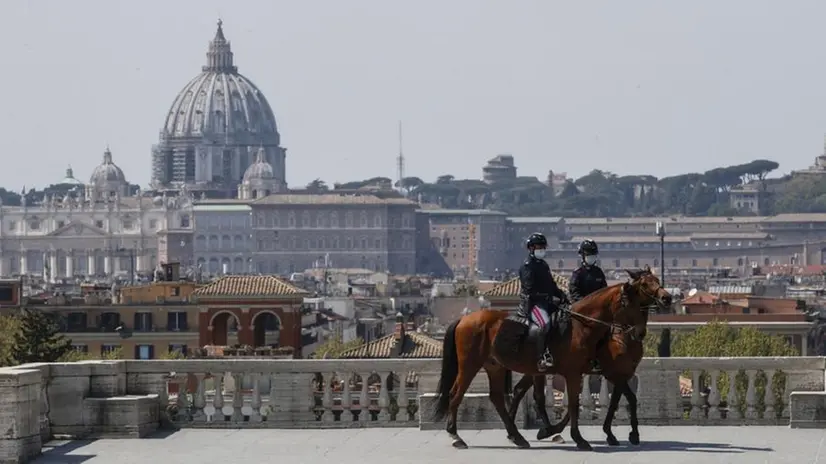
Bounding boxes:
[584,255,598,266]
[533,249,547,259]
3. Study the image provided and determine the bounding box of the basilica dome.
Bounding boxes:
[162,20,278,138]
[243,146,275,181]
[90,147,126,184]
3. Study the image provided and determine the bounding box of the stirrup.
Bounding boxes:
[538,352,554,370]
[590,360,602,373]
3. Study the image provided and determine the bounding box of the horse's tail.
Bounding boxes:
[433,318,460,422]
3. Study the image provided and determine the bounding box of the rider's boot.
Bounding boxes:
[536,326,554,372]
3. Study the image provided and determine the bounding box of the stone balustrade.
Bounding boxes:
[2,357,826,463]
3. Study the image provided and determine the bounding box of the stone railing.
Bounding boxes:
[2,357,826,462]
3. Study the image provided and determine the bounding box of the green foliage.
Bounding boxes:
[101,347,124,360]
[0,315,21,366]
[313,335,365,359]
[160,349,187,360]
[324,157,793,217]
[669,321,796,417]
[11,310,72,364]
[57,350,94,362]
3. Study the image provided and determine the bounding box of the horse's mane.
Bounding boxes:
[574,282,622,307]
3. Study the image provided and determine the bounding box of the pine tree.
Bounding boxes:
[11,309,72,364]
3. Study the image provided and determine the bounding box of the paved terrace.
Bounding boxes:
[34,427,826,464]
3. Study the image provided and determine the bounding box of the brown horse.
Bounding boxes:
[508,330,646,446]
[432,268,670,451]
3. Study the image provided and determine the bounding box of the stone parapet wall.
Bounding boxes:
[1,357,826,463]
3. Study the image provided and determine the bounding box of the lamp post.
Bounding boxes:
[655,221,671,357]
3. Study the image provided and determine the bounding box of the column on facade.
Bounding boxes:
[0,254,6,277]
[19,252,27,275]
[136,251,146,273]
[87,250,96,276]
[65,250,74,278]
[48,253,57,282]
[104,255,112,275]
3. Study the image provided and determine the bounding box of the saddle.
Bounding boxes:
[494,310,571,357]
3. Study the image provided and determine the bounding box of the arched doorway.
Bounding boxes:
[252,311,281,347]
[209,311,241,346]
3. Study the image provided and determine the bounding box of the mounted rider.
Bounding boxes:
[516,232,570,372]
[568,239,607,373]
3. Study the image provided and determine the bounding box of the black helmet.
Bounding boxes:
[577,239,599,256]
[526,233,548,249]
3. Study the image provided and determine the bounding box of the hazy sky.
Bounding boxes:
[3,0,826,190]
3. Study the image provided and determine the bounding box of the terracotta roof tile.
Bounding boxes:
[338,332,443,359]
[482,274,570,298]
[192,275,309,298]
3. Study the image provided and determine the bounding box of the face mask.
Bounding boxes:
[584,255,597,266]
[533,249,547,259]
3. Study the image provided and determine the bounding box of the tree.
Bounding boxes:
[0,315,20,366]
[306,178,329,192]
[11,309,72,364]
[313,335,365,359]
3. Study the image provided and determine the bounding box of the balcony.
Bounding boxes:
[2,357,826,462]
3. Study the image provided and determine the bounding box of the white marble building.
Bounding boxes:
[0,148,194,280]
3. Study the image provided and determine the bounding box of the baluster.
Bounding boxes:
[192,374,207,422]
[781,372,791,419]
[378,372,390,422]
[764,369,776,420]
[267,374,279,422]
[727,370,739,421]
[358,372,370,422]
[745,370,758,420]
[213,373,225,421]
[689,370,704,420]
[342,373,352,421]
[707,370,721,420]
[322,372,334,423]
[250,373,262,422]
[231,373,244,422]
[580,374,594,420]
[397,373,409,422]
[598,377,610,420]
[174,377,189,421]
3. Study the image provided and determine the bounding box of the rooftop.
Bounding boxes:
[33,427,824,463]
[338,330,443,358]
[253,193,415,206]
[192,275,308,298]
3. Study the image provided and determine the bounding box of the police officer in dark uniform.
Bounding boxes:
[517,232,569,371]
[568,239,607,373]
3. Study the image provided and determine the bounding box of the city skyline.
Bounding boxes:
[4,1,826,189]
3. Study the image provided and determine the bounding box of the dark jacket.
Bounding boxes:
[568,264,608,303]
[517,256,568,317]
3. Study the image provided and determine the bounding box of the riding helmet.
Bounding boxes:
[526,233,548,249]
[577,239,599,256]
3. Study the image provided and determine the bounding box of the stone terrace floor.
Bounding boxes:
[33,426,826,464]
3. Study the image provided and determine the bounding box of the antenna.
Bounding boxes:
[397,121,406,194]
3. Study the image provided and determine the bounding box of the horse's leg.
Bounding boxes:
[485,365,530,448]
[446,363,479,449]
[624,381,640,445]
[506,374,533,436]
[602,379,624,446]
[536,375,567,442]
[565,372,592,451]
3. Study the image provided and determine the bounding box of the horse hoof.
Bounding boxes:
[629,432,640,445]
[536,428,551,441]
[508,435,531,449]
[452,439,468,449]
[606,435,620,446]
[576,441,593,451]
[550,434,565,444]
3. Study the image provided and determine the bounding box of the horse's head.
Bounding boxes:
[619,265,672,340]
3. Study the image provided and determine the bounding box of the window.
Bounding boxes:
[634,259,640,267]
[374,239,381,249]
[557,260,564,269]
[179,215,190,228]
[7,221,15,231]
[331,213,339,228]
[149,219,158,229]
[692,259,698,267]
[713,258,719,266]
[122,219,133,230]
[671,258,678,267]
[737,258,744,266]
[135,344,155,360]
[614,259,620,268]
[66,312,87,332]
[288,214,296,228]
[95,220,104,229]
[57,220,65,229]
[71,345,88,353]
[99,312,120,331]
[133,312,153,331]
[168,344,188,356]
[101,344,121,356]
[361,238,368,249]
[374,215,382,228]
[764,257,770,266]
[360,214,368,228]
[346,213,354,228]
[302,213,310,228]
[29,220,40,230]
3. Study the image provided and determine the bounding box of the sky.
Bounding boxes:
[3,0,826,190]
